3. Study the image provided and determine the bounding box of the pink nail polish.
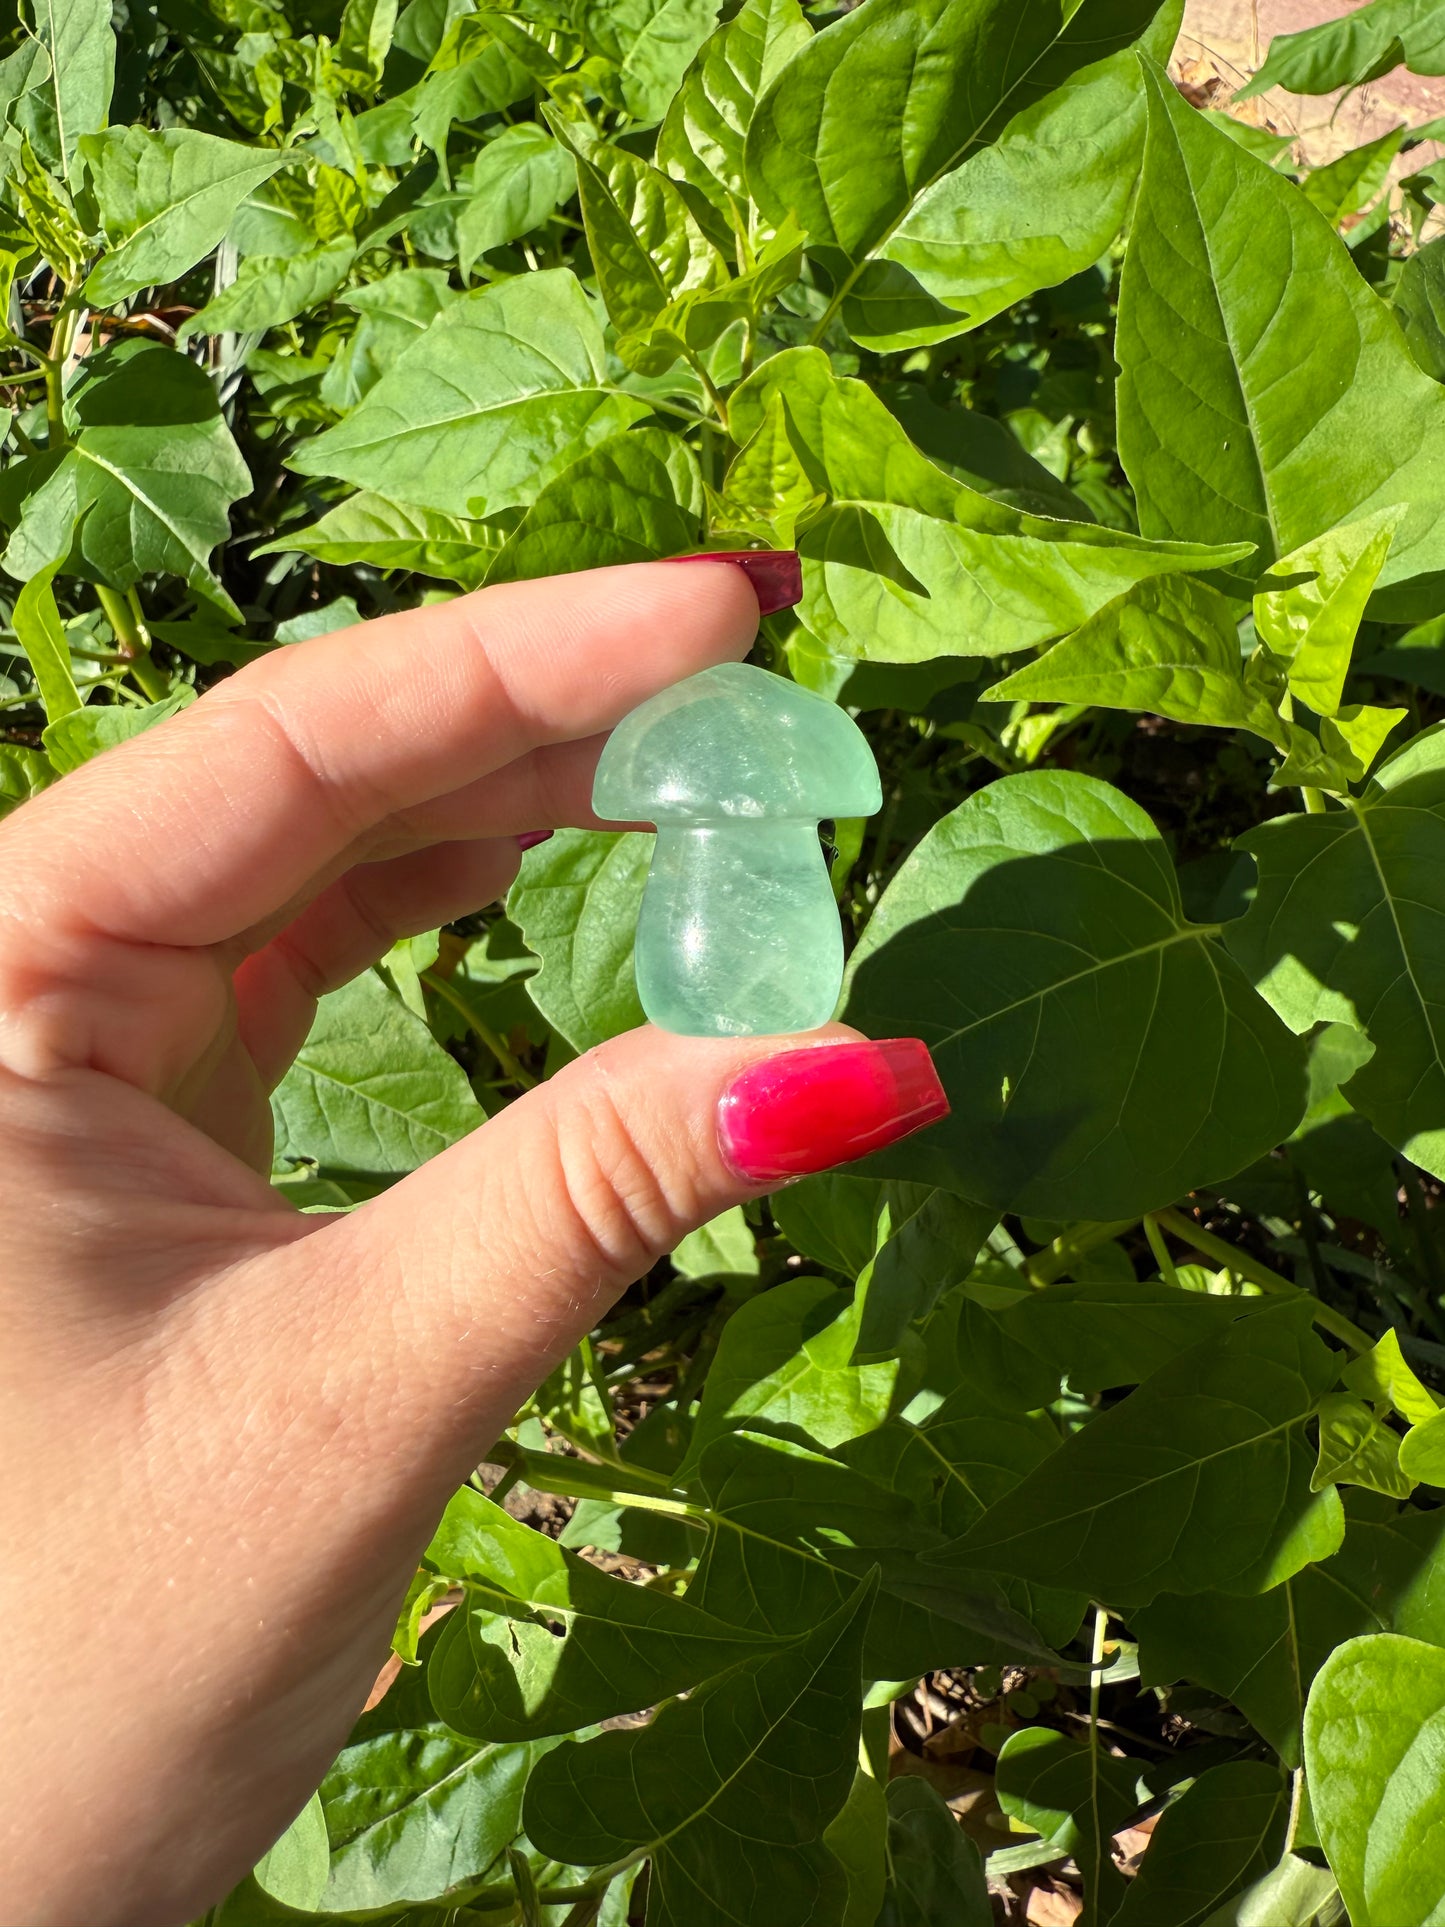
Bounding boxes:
[666,549,803,617]
[516,830,554,851]
[717,1039,949,1184]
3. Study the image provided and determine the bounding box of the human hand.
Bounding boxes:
[0,560,947,1926]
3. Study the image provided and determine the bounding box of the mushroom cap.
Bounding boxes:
[593,661,882,824]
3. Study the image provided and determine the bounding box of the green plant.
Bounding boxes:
[8,0,1445,1920]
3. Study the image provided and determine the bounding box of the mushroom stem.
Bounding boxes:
[636,822,845,1037]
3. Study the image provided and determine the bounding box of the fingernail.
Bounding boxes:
[717,1038,949,1184]
[516,830,554,851]
[666,549,802,617]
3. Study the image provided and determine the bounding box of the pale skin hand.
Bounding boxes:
[0,563,860,1927]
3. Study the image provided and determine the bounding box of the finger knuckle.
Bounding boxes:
[549,1074,681,1283]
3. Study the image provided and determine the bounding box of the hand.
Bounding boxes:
[0,561,947,1927]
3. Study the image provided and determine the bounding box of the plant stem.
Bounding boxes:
[1088,1603,1109,1898]
[1143,1213,1180,1288]
[421,970,537,1088]
[1301,786,1327,813]
[1153,1206,1371,1351]
[94,585,168,701]
[1024,1219,1140,1287]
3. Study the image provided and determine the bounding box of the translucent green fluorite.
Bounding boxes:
[592,662,881,1036]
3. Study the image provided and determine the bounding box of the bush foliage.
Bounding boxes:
[7,0,1445,1920]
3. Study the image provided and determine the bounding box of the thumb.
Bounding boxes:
[302,1024,949,1474]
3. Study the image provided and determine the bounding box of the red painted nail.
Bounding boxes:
[667,549,802,617]
[717,1039,949,1184]
[516,830,554,851]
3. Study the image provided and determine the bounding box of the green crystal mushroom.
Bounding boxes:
[592,661,882,1037]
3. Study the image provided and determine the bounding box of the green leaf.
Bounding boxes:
[768,1173,880,1280]
[522,1577,873,1925]
[1399,1406,1445,1484]
[1395,236,1445,383]
[410,18,542,178]
[11,135,87,282]
[320,269,463,411]
[728,348,1253,663]
[995,1724,1137,1921]
[690,1431,1077,1677]
[336,0,400,93]
[843,769,1306,1219]
[672,1205,758,1278]
[1113,1764,1289,1927]
[683,1277,899,1468]
[256,490,499,589]
[1313,1393,1412,1499]
[878,1777,990,1927]
[998,1279,1250,1392]
[485,428,703,585]
[827,1771,889,1927]
[1300,126,1404,228]
[316,1653,549,1912]
[13,0,115,178]
[1135,1498,1445,1766]
[456,123,575,273]
[1253,508,1404,718]
[1236,0,1445,99]
[178,242,356,339]
[868,19,1178,348]
[854,1184,995,1356]
[0,744,55,820]
[42,688,192,774]
[1118,61,1445,617]
[657,0,811,219]
[253,1794,329,1912]
[1305,1631,1445,1927]
[947,1302,1342,1606]
[11,562,79,723]
[744,0,1160,272]
[984,574,1282,738]
[577,0,723,124]
[81,127,290,305]
[2,344,250,617]
[1225,727,1445,1181]
[508,828,649,1053]
[574,141,721,350]
[424,1487,770,1740]
[271,967,483,1178]
[290,269,650,517]
[1343,1328,1442,1426]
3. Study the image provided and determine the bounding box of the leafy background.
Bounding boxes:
[9,0,1445,1920]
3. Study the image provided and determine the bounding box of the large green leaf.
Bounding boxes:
[424,1488,769,1741]
[1135,1498,1445,1766]
[289,269,650,517]
[522,1578,872,1927]
[13,0,115,178]
[657,0,811,219]
[998,1279,1249,1392]
[1225,727,1445,1181]
[682,1277,899,1470]
[577,0,724,124]
[878,1778,991,1927]
[1305,1632,1445,1927]
[689,1431,1078,1678]
[2,344,250,615]
[82,127,290,305]
[1237,0,1445,98]
[843,769,1306,1219]
[728,348,1252,662]
[1113,1765,1289,1927]
[322,269,463,411]
[574,141,721,348]
[995,1725,1137,1922]
[853,1183,995,1356]
[508,829,649,1053]
[486,429,703,584]
[179,243,357,339]
[865,15,1178,350]
[743,0,1160,276]
[313,1653,549,1913]
[946,1302,1342,1606]
[456,122,575,273]
[271,968,484,1178]
[256,491,499,589]
[1118,61,1445,616]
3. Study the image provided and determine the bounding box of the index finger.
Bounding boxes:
[0,559,769,951]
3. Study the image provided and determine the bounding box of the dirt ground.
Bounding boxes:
[1176,0,1445,174]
